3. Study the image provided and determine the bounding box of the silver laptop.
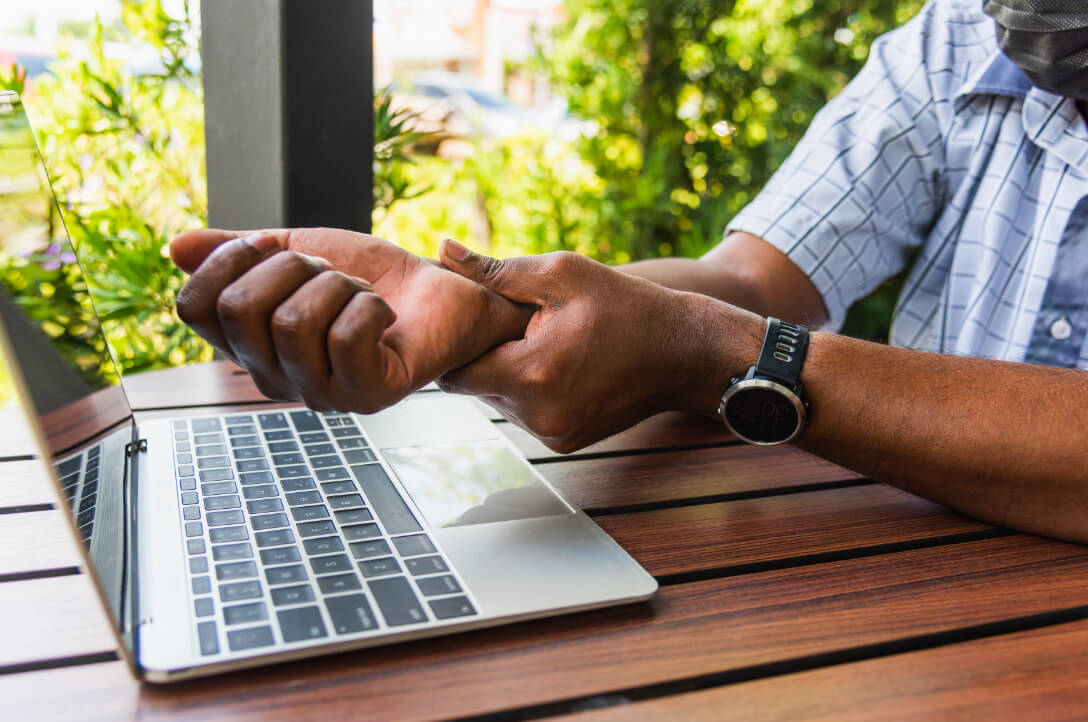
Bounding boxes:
[0,91,656,682]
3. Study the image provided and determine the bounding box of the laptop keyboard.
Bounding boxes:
[56,443,103,546]
[172,409,477,657]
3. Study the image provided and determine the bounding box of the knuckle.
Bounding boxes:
[270,305,311,341]
[543,250,579,276]
[215,286,252,324]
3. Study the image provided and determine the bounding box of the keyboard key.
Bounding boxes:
[180,478,197,491]
[176,441,193,453]
[191,418,222,433]
[309,554,353,575]
[192,576,211,595]
[216,561,258,581]
[351,465,421,534]
[243,484,279,499]
[342,523,381,541]
[297,520,336,537]
[268,441,300,454]
[175,431,189,442]
[196,444,228,457]
[417,575,462,597]
[359,557,401,578]
[223,602,268,626]
[258,412,289,429]
[320,480,356,495]
[304,443,336,456]
[280,477,317,492]
[429,596,477,620]
[303,537,344,556]
[230,435,261,448]
[233,447,266,460]
[201,480,237,496]
[220,580,262,602]
[336,437,367,450]
[227,626,275,652]
[225,414,254,425]
[252,513,290,530]
[271,585,315,606]
[194,433,225,445]
[190,556,208,574]
[195,598,214,617]
[207,510,245,527]
[291,505,330,522]
[204,495,241,511]
[272,452,306,467]
[289,409,323,432]
[332,427,362,439]
[335,508,373,525]
[181,491,198,505]
[276,465,310,479]
[260,546,301,565]
[184,521,203,538]
[238,459,270,473]
[328,494,365,510]
[348,539,391,560]
[315,467,350,481]
[369,576,426,626]
[187,539,206,555]
[198,455,230,470]
[184,507,202,521]
[405,556,449,576]
[228,424,259,437]
[277,606,327,642]
[308,455,343,469]
[286,490,322,507]
[256,529,296,547]
[210,525,249,543]
[266,564,308,586]
[247,498,285,514]
[199,468,235,483]
[177,452,193,465]
[317,573,362,594]
[343,448,377,465]
[197,620,219,655]
[212,542,253,561]
[264,429,293,442]
[393,534,436,557]
[241,471,275,486]
[300,432,330,445]
[325,594,378,634]
[178,464,195,478]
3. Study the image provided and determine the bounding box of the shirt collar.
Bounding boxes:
[956,49,1034,100]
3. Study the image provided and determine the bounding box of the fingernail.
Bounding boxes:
[298,253,333,269]
[240,232,281,254]
[353,276,372,289]
[444,239,470,261]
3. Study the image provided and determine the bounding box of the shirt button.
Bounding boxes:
[1050,316,1073,341]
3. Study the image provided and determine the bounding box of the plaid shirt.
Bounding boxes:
[729,0,1088,368]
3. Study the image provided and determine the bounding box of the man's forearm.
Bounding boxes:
[693,297,1088,543]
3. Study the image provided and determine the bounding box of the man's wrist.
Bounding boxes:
[679,294,766,417]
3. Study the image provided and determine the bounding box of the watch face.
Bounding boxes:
[723,385,801,444]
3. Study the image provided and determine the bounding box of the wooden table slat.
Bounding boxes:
[122,361,271,410]
[0,575,117,667]
[0,511,81,576]
[560,617,1088,721]
[0,459,57,509]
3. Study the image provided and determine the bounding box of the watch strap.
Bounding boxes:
[753,318,809,388]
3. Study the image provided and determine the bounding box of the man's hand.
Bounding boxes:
[171,228,531,411]
[436,240,765,452]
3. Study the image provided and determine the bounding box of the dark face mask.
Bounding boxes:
[984,0,1088,99]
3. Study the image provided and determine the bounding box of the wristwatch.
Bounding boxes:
[718,318,809,445]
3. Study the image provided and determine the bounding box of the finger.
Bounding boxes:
[170,228,273,272]
[327,291,400,412]
[175,234,284,354]
[438,341,525,399]
[270,271,373,408]
[439,239,564,307]
[216,251,333,383]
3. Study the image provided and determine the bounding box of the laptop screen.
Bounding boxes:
[0,91,136,637]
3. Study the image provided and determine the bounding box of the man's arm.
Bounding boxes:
[437,241,1088,545]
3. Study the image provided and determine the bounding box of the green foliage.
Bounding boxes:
[373,89,432,221]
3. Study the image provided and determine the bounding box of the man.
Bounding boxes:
[172,0,1088,543]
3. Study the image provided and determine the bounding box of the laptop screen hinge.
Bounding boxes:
[126,438,148,457]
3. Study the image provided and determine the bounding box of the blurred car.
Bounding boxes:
[389,72,586,146]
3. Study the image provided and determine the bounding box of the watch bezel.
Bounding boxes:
[719,377,807,446]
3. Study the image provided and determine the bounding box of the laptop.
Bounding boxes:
[0,90,656,682]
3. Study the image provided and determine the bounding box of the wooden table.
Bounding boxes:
[2,361,1088,721]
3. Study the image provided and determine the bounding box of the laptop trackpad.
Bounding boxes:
[357,395,498,448]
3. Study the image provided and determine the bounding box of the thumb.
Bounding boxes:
[169,229,253,272]
[439,239,550,306]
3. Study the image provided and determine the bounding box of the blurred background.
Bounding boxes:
[0,0,922,378]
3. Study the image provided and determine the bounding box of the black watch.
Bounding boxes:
[718,318,809,445]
